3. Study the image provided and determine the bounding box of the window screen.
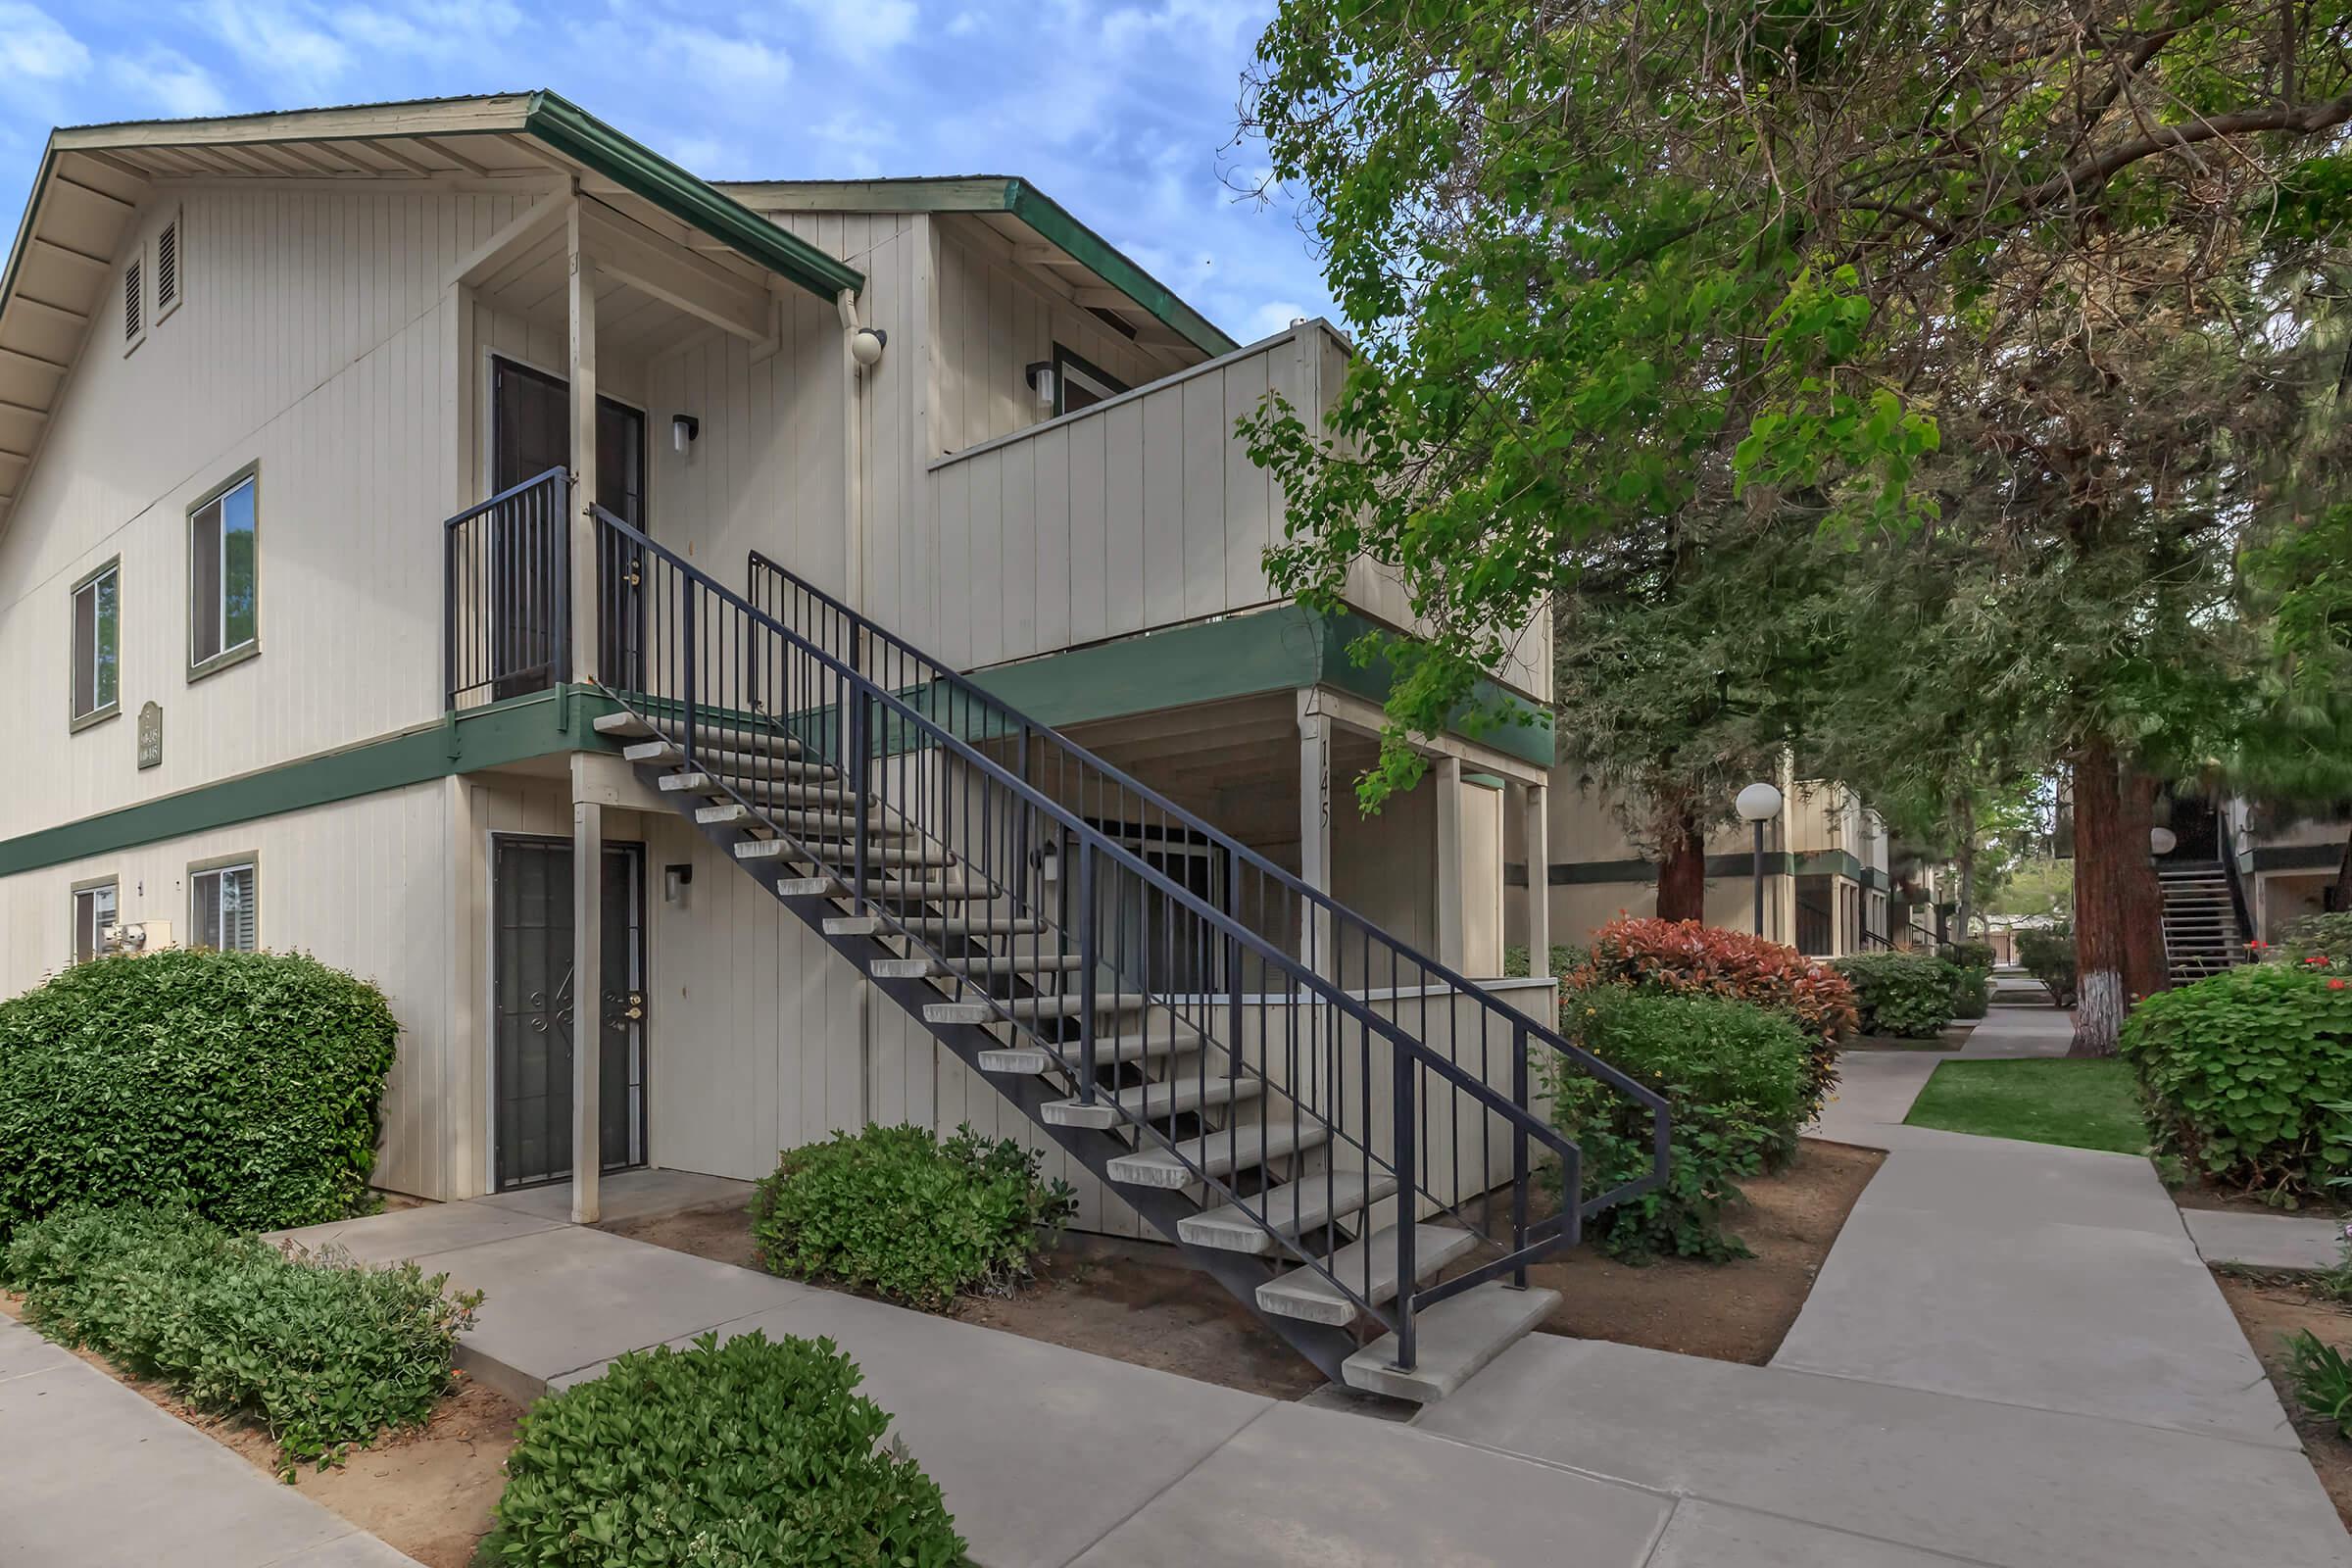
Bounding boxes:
[191,474,257,669]
[191,863,257,952]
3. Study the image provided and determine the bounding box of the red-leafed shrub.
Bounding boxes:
[1570,918,1856,1127]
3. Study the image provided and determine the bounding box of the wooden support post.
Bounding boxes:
[1524,781,1550,979]
[1436,754,1466,971]
[569,763,604,1225]
[1298,693,1334,982]
[565,196,599,687]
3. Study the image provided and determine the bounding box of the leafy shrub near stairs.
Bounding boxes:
[1573,918,1854,1128]
[1,1203,478,1472]
[1832,953,1960,1038]
[752,1123,1075,1310]
[484,1329,965,1567]
[1943,942,1994,1019]
[1545,989,1809,1261]
[2280,911,2352,968]
[2016,923,2079,1007]
[0,948,399,1238]
[2120,963,2352,1201]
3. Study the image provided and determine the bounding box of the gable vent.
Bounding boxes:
[156,219,179,313]
[122,257,143,344]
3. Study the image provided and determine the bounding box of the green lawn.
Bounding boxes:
[1903,1058,2147,1154]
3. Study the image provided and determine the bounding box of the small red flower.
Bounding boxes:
[2248,940,2268,950]
[2333,979,2348,992]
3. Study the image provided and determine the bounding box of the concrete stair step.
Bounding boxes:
[626,740,835,780]
[1179,1169,1400,1254]
[976,1034,1200,1074]
[868,951,1084,981]
[595,710,802,758]
[732,836,957,872]
[1342,1282,1561,1402]
[1041,1072,1264,1129]
[1257,1223,1480,1326]
[1106,1119,1327,1189]
[827,914,1048,940]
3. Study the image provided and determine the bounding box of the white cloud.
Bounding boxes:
[199,0,352,91]
[1242,299,1307,341]
[0,3,90,81]
[665,27,793,92]
[108,47,229,118]
[789,0,916,61]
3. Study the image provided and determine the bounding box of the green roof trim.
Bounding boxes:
[999,180,1237,358]
[0,687,619,878]
[714,175,1236,357]
[521,91,863,305]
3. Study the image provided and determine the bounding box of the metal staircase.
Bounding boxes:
[2157,862,2248,984]
[507,497,1667,1399]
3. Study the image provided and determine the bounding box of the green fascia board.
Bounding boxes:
[1794,850,1864,881]
[970,606,1325,728]
[2249,843,2345,871]
[963,604,1552,767]
[0,687,619,878]
[710,174,1235,358]
[1001,181,1237,358]
[522,92,863,305]
[1515,853,1794,887]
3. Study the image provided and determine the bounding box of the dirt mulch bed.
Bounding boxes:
[2174,1183,2349,1219]
[609,1143,1885,1389]
[2,1293,516,1568]
[2215,1274,2352,1529]
[1528,1139,1885,1364]
[601,1201,1329,1400]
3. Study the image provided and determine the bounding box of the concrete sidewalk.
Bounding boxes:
[278,1177,1679,1567]
[1422,1004,2352,1568]
[0,1315,421,1568]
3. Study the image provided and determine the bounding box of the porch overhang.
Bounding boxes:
[0,90,862,527]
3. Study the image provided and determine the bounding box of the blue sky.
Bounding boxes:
[0,0,1334,343]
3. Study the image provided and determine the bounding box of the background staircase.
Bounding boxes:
[2157,862,2248,984]
[560,507,1668,1401]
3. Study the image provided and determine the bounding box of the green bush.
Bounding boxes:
[1949,963,1992,1020]
[2016,923,2079,1007]
[2,1203,477,1471]
[2286,1331,2352,1439]
[1503,943,1590,980]
[1547,988,1809,1261]
[752,1123,1074,1310]
[2281,911,2352,966]
[1833,953,1960,1038]
[1945,939,1997,971]
[0,949,399,1238]
[2120,963,2352,1200]
[484,1329,963,1566]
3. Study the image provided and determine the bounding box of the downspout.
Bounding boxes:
[838,286,873,1126]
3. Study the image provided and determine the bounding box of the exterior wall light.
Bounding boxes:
[850,326,887,367]
[1025,360,1055,408]
[671,415,700,453]
[2149,826,2178,856]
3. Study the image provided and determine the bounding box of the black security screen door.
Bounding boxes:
[492,836,647,1191]
[488,358,648,698]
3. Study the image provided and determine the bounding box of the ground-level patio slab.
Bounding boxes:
[1420,1333,2352,1568]
[2182,1206,2348,1272]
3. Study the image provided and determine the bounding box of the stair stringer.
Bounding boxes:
[631,759,1366,1383]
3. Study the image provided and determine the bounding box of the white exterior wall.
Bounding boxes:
[0,783,458,1198]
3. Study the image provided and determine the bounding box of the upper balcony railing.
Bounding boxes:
[444,467,570,711]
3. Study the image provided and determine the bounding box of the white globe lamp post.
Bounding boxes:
[1736,782,1785,936]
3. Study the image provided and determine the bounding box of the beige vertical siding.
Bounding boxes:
[0,783,458,1198]
[0,186,549,841]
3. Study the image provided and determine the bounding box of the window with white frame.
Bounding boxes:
[73,882,118,964]
[70,559,120,727]
[190,861,257,952]
[189,469,258,675]
[1051,344,1127,416]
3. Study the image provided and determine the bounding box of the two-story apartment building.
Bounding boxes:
[0,94,1628,1395]
[1507,769,1896,958]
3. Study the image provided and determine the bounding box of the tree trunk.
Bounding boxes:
[2119,771,2171,1002]
[2072,741,2129,1054]
[1953,794,1978,942]
[1655,806,1708,923]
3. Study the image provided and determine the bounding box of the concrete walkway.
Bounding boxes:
[0,1315,421,1567]
[243,1006,2352,1567]
[1420,1004,2352,1567]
